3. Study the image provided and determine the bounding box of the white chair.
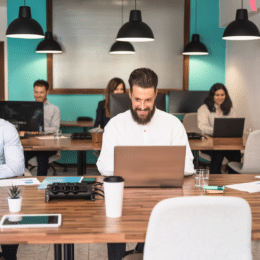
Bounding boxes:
[143,196,252,260]
[28,151,61,176]
[24,168,32,176]
[182,112,201,133]
[228,130,260,173]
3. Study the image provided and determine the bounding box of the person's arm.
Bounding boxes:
[94,101,103,128]
[171,121,194,175]
[96,121,117,176]
[44,107,61,133]
[0,124,24,179]
[197,105,213,135]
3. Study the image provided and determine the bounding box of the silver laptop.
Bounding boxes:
[114,146,186,188]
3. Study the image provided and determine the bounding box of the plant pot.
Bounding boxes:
[8,197,22,213]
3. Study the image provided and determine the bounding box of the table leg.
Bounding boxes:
[195,151,199,168]
[77,151,87,176]
[54,244,62,260]
[64,244,74,260]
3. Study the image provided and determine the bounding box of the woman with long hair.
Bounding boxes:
[197,83,241,174]
[94,78,126,129]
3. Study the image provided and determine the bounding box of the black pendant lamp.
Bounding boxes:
[116,0,154,42]
[222,0,260,40]
[6,1,44,39]
[110,0,135,54]
[182,0,208,55]
[36,32,62,53]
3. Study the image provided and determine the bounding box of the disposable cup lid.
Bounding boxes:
[104,176,124,183]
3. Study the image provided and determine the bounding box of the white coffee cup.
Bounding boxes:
[104,176,124,218]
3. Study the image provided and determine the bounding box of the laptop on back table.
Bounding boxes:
[114,146,186,188]
[213,118,245,138]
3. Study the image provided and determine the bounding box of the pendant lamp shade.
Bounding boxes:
[116,10,154,42]
[182,34,208,55]
[36,32,62,53]
[6,6,44,39]
[223,9,260,40]
[110,41,135,54]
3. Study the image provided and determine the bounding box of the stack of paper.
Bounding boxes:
[0,178,40,187]
[226,181,260,193]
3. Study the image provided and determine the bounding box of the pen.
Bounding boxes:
[203,186,225,190]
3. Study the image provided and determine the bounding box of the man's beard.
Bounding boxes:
[130,103,156,125]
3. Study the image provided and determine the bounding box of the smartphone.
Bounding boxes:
[0,214,61,228]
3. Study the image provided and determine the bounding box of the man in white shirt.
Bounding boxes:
[97,68,194,260]
[0,119,24,260]
[24,80,61,176]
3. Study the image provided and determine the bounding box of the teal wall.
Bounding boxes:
[6,0,226,164]
[189,0,226,90]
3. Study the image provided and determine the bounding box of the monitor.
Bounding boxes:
[0,101,44,131]
[169,91,209,114]
[110,93,166,118]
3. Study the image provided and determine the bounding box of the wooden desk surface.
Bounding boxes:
[60,121,94,128]
[189,135,247,151]
[1,174,260,245]
[21,134,102,151]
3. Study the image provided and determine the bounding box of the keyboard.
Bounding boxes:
[187,132,203,140]
[20,133,47,139]
[71,132,92,140]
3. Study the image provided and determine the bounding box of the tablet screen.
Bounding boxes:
[1,215,60,227]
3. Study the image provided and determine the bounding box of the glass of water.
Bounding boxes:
[194,169,209,188]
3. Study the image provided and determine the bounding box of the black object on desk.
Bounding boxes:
[187,132,203,140]
[77,116,93,122]
[71,132,92,140]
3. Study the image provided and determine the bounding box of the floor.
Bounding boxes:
[5,165,260,259]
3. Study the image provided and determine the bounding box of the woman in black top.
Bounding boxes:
[94,78,126,129]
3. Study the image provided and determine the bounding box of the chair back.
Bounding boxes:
[241,130,260,173]
[144,196,252,260]
[182,113,201,133]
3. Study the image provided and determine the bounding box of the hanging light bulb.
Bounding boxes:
[6,0,44,39]
[36,32,62,53]
[182,0,208,55]
[110,0,135,54]
[116,0,154,42]
[223,0,260,40]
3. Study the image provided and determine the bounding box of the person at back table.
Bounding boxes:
[97,68,194,260]
[24,80,61,176]
[197,83,241,174]
[0,119,24,260]
[94,77,126,129]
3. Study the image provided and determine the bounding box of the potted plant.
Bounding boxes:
[8,185,22,213]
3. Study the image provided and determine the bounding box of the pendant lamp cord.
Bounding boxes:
[241,0,243,9]
[121,0,123,25]
[195,0,197,34]
[135,0,136,10]
[24,0,26,6]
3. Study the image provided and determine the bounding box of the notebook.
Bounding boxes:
[114,146,186,188]
[213,118,245,138]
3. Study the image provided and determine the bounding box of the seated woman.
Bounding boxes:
[94,77,126,129]
[197,83,241,174]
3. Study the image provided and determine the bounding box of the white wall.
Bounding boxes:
[225,12,260,131]
[53,0,184,90]
[0,5,8,100]
[219,0,260,28]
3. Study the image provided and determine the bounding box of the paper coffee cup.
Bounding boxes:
[104,176,124,218]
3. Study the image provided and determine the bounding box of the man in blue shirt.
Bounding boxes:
[0,119,24,260]
[24,80,61,176]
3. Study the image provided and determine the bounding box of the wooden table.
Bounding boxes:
[189,135,247,167]
[21,135,101,176]
[60,121,94,132]
[1,174,260,258]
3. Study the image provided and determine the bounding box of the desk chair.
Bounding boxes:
[124,196,252,260]
[228,130,260,173]
[28,151,61,176]
[24,168,32,176]
[183,113,228,168]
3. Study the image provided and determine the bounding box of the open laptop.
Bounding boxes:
[114,146,186,188]
[213,118,245,138]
